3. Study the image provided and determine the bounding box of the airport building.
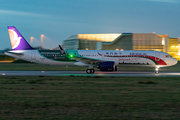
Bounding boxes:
[62,33,180,60]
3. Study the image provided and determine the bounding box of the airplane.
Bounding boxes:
[5,26,177,74]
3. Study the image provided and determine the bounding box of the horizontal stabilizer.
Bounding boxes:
[6,51,24,56]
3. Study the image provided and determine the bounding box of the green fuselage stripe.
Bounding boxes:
[38,50,76,62]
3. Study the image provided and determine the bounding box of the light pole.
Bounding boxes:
[41,34,44,49]
[30,37,34,46]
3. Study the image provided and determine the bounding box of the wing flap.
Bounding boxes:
[74,56,105,65]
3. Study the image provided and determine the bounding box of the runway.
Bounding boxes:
[0,70,180,77]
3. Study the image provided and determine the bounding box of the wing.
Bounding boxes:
[74,56,106,65]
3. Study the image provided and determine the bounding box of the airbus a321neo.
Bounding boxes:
[5,26,177,74]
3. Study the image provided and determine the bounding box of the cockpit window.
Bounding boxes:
[165,55,172,57]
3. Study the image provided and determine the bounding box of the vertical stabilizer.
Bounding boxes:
[7,26,34,50]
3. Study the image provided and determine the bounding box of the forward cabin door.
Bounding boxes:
[155,52,160,61]
[31,51,36,62]
[101,53,104,59]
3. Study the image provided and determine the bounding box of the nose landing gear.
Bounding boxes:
[155,67,159,74]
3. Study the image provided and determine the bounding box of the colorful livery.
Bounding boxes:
[5,26,177,74]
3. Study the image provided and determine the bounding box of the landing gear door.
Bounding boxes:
[31,51,36,62]
[155,52,160,61]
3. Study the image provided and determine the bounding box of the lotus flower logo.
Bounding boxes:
[8,29,21,49]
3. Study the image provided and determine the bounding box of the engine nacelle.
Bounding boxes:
[98,61,115,71]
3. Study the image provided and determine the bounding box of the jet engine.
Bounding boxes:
[98,61,115,71]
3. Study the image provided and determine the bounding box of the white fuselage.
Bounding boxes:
[5,49,177,68]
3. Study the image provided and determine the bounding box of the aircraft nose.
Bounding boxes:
[165,58,177,66]
[171,58,178,66]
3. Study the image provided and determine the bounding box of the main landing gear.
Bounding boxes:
[86,69,95,74]
[86,65,95,74]
[155,67,159,74]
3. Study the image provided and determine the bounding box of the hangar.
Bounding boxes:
[62,33,179,60]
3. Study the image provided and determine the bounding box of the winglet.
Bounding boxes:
[7,26,34,50]
[59,45,66,54]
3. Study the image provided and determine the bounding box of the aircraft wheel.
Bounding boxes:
[86,69,95,74]
[86,69,91,74]
[91,69,95,74]
[155,67,159,74]
[115,66,118,71]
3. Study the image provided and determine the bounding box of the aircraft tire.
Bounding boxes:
[115,66,118,71]
[91,69,95,74]
[86,69,91,74]
[86,69,95,74]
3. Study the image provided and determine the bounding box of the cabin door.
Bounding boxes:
[31,51,36,62]
[101,53,104,59]
[155,52,160,61]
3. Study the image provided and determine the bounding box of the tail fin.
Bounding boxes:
[59,45,66,54]
[7,26,34,50]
